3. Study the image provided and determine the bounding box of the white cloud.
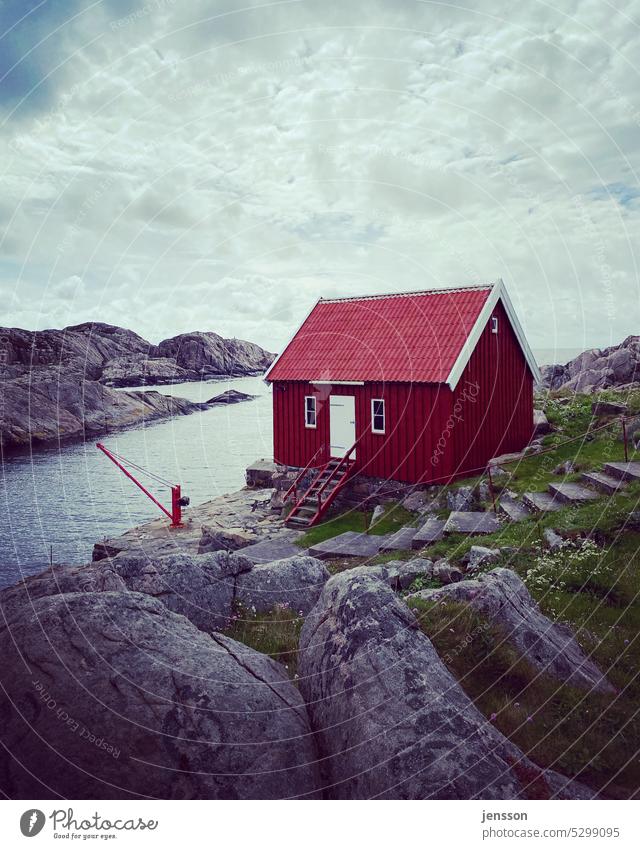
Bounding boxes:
[1,0,639,357]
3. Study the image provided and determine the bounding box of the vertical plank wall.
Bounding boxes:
[451,299,534,476]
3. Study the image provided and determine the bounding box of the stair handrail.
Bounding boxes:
[283,446,325,503]
[316,435,362,510]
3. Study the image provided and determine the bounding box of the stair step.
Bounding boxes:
[581,471,627,495]
[604,462,640,483]
[547,482,599,505]
[498,495,531,522]
[286,516,311,527]
[411,518,446,548]
[522,491,563,512]
[379,526,419,552]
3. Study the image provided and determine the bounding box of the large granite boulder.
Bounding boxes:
[410,568,613,693]
[236,555,329,615]
[298,571,593,799]
[0,592,320,799]
[154,332,274,378]
[112,550,253,632]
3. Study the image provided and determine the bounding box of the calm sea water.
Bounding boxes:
[0,377,272,588]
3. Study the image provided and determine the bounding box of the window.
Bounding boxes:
[304,395,317,428]
[371,399,385,434]
[491,316,499,334]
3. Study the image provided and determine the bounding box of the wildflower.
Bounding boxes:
[490,713,497,721]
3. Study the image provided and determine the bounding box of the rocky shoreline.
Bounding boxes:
[0,322,273,450]
[540,335,640,392]
[0,466,614,800]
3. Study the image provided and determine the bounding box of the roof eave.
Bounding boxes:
[445,279,541,390]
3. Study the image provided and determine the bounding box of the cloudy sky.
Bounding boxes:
[1,0,639,359]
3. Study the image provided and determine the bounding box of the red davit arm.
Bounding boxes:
[96,443,185,527]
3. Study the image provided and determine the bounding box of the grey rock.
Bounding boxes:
[354,558,434,590]
[0,591,320,799]
[206,389,257,405]
[412,517,446,547]
[533,409,551,436]
[446,485,475,511]
[298,571,592,799]
[154,331,274,379]
[0,322,273,449]
[245,459,278,488]
[112,550,253,632]
[444,511,502,534]
[101,354,190,387]
[540,336,640,392]
[466,546,501,572]
[592,400,628,417]
[236,555,329,615]
[433,561,464,584]
[198,524,260,552]
[543,528,564,551]
[401,490,428,512]
[369,503,386,528]
[308,531,388,560]
[410,568,613,694]
[553,459,576,475]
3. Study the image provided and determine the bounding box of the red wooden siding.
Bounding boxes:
[451,300,533,476]
[272,300,534,485]
[272,380,456,484]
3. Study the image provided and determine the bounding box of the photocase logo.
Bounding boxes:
[20,809,45,837]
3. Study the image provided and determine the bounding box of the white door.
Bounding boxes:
[330,395,356,458]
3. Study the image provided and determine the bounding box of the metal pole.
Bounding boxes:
[171,485,183,527]
[622,416,629,463]
[96,443,174,522]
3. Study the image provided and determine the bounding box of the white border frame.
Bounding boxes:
[304,395,317,429]
[371,398,386,434]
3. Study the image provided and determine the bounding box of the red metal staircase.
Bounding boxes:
[285,439,359,529]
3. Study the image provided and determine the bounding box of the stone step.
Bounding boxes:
[443,511,502,535]
[286,513,312,525]
[547,482,599,505]
[498,495,531,522]
[522,491,563,512]
[581,471,627,496]
[308,531,390,560]
[379,526,419,552]
[411,518,446,549]
[604,461,640,483]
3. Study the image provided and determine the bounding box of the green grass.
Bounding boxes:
[408,584,640,798]
[296,500,418,548]
[222,603,303,677]
[294,509,367,548]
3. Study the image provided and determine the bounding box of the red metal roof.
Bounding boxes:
[266,285,494,384]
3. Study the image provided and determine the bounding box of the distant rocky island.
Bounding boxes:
[0,322,274,450]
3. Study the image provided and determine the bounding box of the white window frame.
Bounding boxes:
[491,316,499,334]
[304,395,317,429]
[371,398,385,434]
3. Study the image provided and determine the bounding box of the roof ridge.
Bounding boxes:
[319,283,494,304]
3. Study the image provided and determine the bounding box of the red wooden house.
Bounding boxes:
[265,280,540,527]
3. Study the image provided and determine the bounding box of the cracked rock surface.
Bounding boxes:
[298,571,595,800]
[0,591,320,799]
